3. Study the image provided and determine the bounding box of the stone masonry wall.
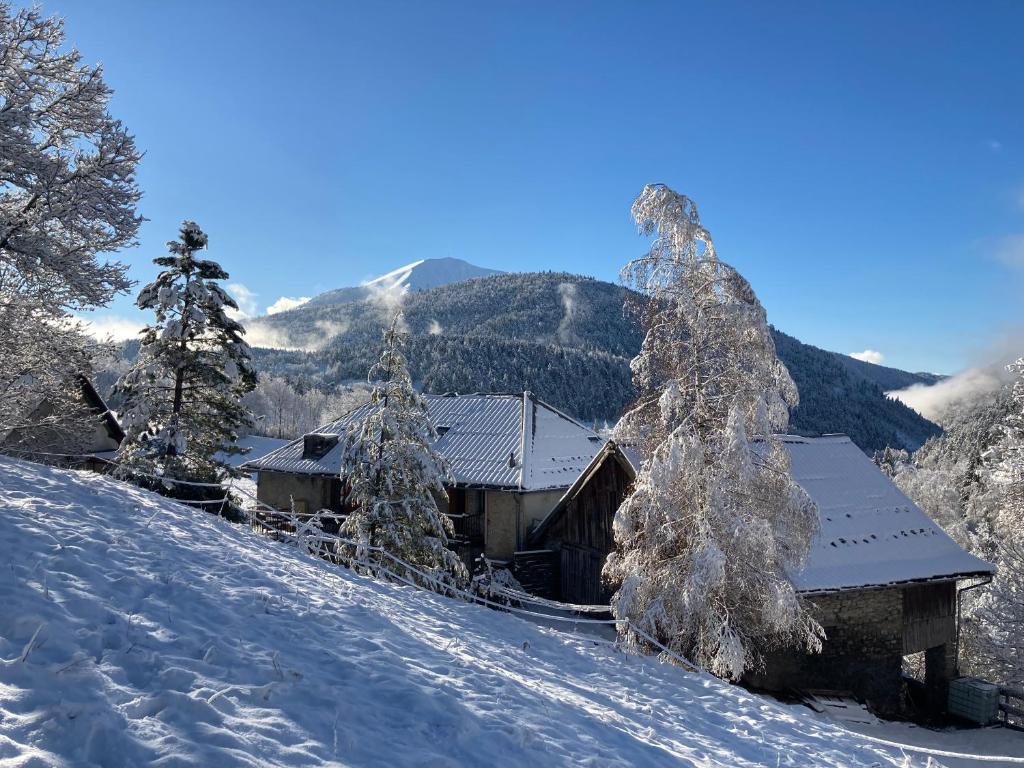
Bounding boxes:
[749,587,906,714]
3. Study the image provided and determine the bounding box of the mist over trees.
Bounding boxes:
[878,360,1024,686]
[241,271,941,451]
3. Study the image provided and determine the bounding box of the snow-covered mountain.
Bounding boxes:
[247,271,942,451]
[6,456,1017,766]
[304,257,502,308]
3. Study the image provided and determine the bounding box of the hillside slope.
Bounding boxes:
[251,272,941,451]
[0,458,931,767]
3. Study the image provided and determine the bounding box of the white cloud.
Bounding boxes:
[888,367,1005,423]
[994,234,1024,268]
[227,283,259,319]
[987,138,1003,153]
[849,349,885,365]
[266,296,311,315]
[241,318,348,352]
[77,315,146,341]
[428,319,443,335]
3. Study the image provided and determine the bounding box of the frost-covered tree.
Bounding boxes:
[967,358,1024,685]
[115,222,256,490]
[0,3,141,436]
[604,184,822,679]
[338,315,467,591]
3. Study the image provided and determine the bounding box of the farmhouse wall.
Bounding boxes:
[749,582,958,714]
[257,472,336,513]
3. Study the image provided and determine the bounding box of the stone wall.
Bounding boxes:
[750,587,906,714]
[257,471,336,513]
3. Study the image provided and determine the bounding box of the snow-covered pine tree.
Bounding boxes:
[0,3,141,437]
[604,184,823,679]
[338,315,468,591]
[115,222,256,494]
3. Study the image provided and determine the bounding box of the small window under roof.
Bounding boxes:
[302,433,339,460]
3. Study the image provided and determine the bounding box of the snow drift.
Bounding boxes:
[0,457,987,766]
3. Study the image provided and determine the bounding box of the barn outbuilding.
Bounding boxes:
[1,375,124,471]
[527,434,995,714]
[242,392,604,573]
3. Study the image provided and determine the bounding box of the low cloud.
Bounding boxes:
[227,283,259,319]
[557,282,580,345]
[889,368,1005,423]
[428,319,443,335]
[266,296,311,315]
[242,318,348,352]
[888,331,1024,424]
[849,349,885,365]
[77,315,146,341]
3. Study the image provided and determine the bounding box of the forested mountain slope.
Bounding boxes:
[249,272,941,452]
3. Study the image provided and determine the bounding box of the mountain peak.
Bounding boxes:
[363,257,502,293]
[303,257,502,309]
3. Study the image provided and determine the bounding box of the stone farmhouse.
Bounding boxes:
[527,434,994,714]
[242,392,604,571]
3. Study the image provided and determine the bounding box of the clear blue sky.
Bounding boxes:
[39,0,1024,374]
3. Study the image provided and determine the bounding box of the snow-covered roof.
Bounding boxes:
[531,435,994,593]
[778,434,993,593]
[242,392,604,492]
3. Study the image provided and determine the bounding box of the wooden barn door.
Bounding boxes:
[560,545,610,606]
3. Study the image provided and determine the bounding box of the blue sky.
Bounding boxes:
[41,0,1024,374]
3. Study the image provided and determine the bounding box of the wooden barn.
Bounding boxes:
[242,391,604,574]
[526,434,995,714]
[0,375,124,471]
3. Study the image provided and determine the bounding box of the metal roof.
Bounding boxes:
[530,435,994,593]
[777,434,994,593]
[242,392,604,492]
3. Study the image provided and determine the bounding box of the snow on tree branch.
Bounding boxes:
[115,221,256,494]
[0,3,141,436]
[338,314,468,591]
[605,183,822,679]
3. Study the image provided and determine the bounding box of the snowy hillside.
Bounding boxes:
[4,457,1020,767]
[304,257,502,308]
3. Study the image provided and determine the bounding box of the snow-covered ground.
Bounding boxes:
[1,456,1022,767]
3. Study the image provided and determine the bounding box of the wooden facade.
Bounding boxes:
[527,444,633,604]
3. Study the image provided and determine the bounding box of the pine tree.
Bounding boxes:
[604,184,823,679]
[115,222,256,493]
[338,315,468,591]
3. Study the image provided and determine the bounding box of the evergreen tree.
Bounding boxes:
[338,315,468,591]
[603,184,823,679]
[115,221,256,491]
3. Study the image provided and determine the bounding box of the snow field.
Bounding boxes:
[0,457,1019,767]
